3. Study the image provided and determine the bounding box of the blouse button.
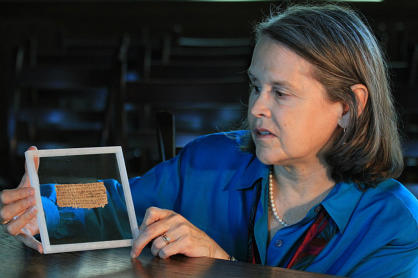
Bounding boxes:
[275,240,283,247]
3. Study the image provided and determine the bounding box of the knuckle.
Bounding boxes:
[148,206,157,213]
[146,206,157,217]
[177,222,189,232]
[171,213,184,223]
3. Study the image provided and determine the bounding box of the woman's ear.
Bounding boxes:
[350,84,369,116]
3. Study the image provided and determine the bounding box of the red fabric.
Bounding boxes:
[286,210,329,268]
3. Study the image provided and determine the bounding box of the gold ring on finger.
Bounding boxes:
[161,234,170,245]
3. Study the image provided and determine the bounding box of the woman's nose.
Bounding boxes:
[250,90,272,118]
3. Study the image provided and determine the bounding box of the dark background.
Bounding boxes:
[38,153,120,184]
[1,0,417,189]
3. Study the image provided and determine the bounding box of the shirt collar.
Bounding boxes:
[223,155,269,191]
[222,152,364,232]
[321,181,364,232]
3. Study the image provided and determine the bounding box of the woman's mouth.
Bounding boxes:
[254,128,276,138]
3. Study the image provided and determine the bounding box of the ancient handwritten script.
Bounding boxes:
[56,182,108,209]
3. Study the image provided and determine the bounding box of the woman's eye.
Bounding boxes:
[249,83,261,94]
[273,88,284,97]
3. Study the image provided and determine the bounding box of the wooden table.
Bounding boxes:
[0,228,338,278]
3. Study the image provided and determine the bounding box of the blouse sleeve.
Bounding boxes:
[128,147,186,225]
[347,197,418,278]
[347,238,418,277]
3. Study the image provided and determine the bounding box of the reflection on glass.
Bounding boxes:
[38,154,132,245]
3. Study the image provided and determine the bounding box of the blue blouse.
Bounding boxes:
[45,131,418,277]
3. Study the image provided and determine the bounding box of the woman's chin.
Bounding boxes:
[255,149,282,166]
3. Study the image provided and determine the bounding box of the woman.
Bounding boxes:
[1,4,417,277]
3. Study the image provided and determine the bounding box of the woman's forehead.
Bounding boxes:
[249,36,315,86]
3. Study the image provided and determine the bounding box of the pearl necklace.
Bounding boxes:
[269,168,289,227]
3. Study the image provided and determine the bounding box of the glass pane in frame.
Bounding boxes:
[25,146,138,254]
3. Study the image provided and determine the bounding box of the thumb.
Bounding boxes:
[20,146,39,188]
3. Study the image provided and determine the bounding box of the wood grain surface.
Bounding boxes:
[0,228,339,278]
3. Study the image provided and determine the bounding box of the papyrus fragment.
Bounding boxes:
[56,182,108,209]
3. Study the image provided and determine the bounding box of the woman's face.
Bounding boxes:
[248,36,343,167]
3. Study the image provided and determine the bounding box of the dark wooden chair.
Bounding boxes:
[119,34,251,173]
[143,35,251,82]
[117,79,248,174]
[166,36,251,61]
[156,111,176,161]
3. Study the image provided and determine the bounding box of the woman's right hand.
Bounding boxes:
[0,146,43,253]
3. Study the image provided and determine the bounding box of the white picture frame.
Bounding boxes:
[25,146,139,254]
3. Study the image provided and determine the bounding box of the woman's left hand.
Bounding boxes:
[131,206,229,260]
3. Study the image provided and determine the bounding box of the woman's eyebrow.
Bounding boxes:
[247,70,297,92]
[271,80,296,91]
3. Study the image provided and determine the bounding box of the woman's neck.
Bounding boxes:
[272,160,335,204]
[266,160,335,241]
